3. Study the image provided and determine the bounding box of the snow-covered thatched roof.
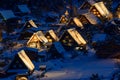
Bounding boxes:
[53,42,66,54]
[47,30,59,41]
[18,5,31,13]
[0,10,16,20]
[73,17,84,29]
[27,31,48,45]
[18,50,35,71]
[28,20,38,28]
[67,28,86,45]
[91,2,110,18]
[111,0,120,12]
[82,12,100,25]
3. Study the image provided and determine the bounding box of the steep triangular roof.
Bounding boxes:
[7,50,34,73]
[24,20,38,29]
[36,31,48,43]
[46,30,59,41]
[67,28,86,45]
[27,33,41,45]
[67,17,84,29]
[73,17,84,29]
[27,31,48,45]
[90,2,110,18]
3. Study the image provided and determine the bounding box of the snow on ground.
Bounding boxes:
[38,56,116,80]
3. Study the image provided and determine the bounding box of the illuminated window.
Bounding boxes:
[46,36,50,39]
[27,25,30,27]
[75,47,80,50]
[97,14,101,17]
[48,39,52,42]
[69,39,72,42]
[65,36,69,38]
[68,43,72,46]
[117,7,120,11]
[62,40,66,43]
[92,9,96,12]
[29,42,36,48]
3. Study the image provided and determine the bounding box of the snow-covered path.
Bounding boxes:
[41,56,116,80]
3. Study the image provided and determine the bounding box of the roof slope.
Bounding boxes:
[67,28,86,45]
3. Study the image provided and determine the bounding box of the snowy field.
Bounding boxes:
[35,56,117,80]
[0,52,118,80]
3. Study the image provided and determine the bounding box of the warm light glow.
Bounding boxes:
[47,36,50,39]
[29,20,38,28]
[18,50,35,71]
[73,17,84,29]
[117,12,120,18]
[91,2,110,18]
[48,30,59,41]
[48,39,52,42]
[65,10,69,16]
[36,31,48,43]
[67,28,87,45]
[60,15,68,24]
[62,40,66,43]
[27,31,48,48]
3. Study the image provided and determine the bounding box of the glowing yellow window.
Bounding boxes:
[97,14,101,17]
[93,12,97,15]
[62,40,66,43]
[46,36,50,39]
[93,9,96,11]
[48,39,52,42]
